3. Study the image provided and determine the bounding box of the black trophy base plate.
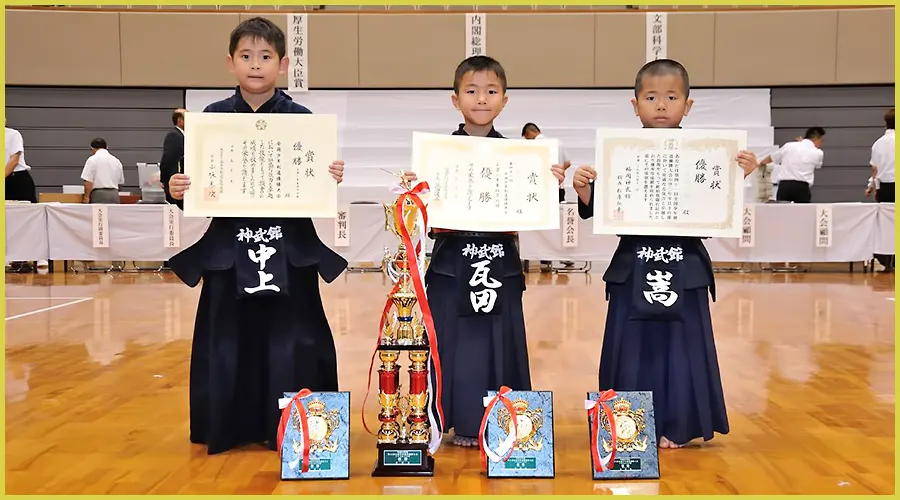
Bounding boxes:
[372,442,435,477]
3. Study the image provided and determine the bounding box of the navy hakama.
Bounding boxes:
[580,183,729,445]
[424,124,532,439]
[169,89,348,455]
[426,232,532,438]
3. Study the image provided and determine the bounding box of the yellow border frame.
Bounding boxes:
[1,1,896,498]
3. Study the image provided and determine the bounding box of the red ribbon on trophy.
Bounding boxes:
[361,281,399,436]
[276,388,313,473]
[478,385,519,471]
[587,389,618,473]
[361,181,445,445]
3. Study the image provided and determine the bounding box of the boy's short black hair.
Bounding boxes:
[229,16,286,60]
[634,59,691,98]
[172,109,184,126]
[885,108,895,130]
[804,127,826,140]
[521,122,540,136]
[91,138,107,149]
[453,55,507,94]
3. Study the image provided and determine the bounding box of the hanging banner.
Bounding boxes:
[646,12,667,62]
[289,14,309,92]
[466,13,487,57]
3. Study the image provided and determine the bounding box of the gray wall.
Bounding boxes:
[5,87,184,194]
[771,85,895,203]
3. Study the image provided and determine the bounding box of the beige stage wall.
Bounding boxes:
[5,7,894,88]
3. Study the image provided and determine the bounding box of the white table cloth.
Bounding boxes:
[5,202,49,261]
[6,202,894,265]
[873,203,895,256]
[41,203,421,264]
[518,202,885,263]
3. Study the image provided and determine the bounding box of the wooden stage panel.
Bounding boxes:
[4,271,895,495]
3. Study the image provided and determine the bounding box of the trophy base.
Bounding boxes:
[372,442,435,477]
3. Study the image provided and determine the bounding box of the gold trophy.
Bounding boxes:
[372,173,436,476]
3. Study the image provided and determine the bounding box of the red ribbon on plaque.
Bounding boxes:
[588,389,619,473]
[478,385,520,471]
[276,388,313,473]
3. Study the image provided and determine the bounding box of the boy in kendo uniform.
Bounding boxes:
[167,17,347,455]
[572,59,760,449]
[404,56,566,447]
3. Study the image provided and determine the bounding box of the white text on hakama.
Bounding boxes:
[237,226,285,295]
[237,225,284,244]
[643,270,678,307]
[636,246,683,264]
[463,244,505,314]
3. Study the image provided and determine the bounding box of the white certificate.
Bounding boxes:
[183,112,338,218]
[592,128,747,238]
[411,132,560,232]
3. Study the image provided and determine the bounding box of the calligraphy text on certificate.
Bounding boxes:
[411,132,560,232]
[183,113,338,218]
[593,128,747,238]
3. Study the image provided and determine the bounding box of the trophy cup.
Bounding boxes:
[372,185,437,477]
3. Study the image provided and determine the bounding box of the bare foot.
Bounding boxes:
[452,435,479,447]
[658,436,684,449]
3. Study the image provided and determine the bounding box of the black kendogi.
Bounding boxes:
[425,124,532,440]
[579,180,729,446]
[169,87,347,455]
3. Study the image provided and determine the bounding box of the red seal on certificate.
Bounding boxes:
[612,209,624,222]
[204,185,218,201]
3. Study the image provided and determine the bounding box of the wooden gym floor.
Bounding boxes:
[4,269,895,495]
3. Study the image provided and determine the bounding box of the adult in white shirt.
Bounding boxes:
[767,136,806,201]
[867,108,895,203]
[81,138,124,204]
[5,122,49,271]
[759,127,826,203]
[5,124,37,203]
[867,108,894,271]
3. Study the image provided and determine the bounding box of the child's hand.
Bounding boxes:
[572,166,596,188]
[169,173,191,200]
[551,164,566,186]
[736,150,759,178]
[402,171,418,184]
[573,166,596,206]
[329,160,344,184]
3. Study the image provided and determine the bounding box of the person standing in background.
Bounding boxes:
[867,108,894,271]
[160,108,186,204]
[767,137,805,202]
[5,123,36,203]
[5,121,48,271]
[758,127,826,203]
[81,138,124,204]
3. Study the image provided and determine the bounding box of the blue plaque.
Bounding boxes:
[484,390,555,479]
[280,391,351,480]
[587,391,659,480]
